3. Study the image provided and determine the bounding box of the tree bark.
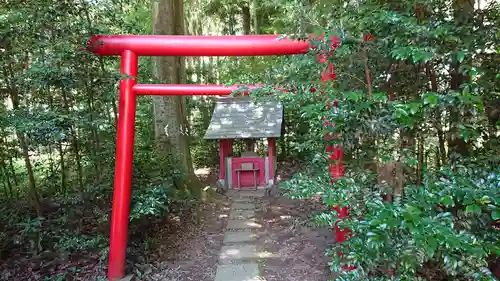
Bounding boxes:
[242,5,251,35]
[0,159,13,198]
[416,135,424,187]
[426,64,447,165]
[62,89,84,194]
[3,65,41,216]
[251,0,259,34]
[447,0,475,158]
[58,141,67,194]
[152,0,202,197]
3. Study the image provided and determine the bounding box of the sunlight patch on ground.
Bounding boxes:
[195,167,212,175]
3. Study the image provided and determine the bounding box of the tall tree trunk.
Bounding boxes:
[448,0,475,158]
[7,156,17,187]
[426,64,447,165]
[416,135,424,187]
[152,0,202,197]
[58,141,67,194]
[3,66,41,216]
[251,0,259,34]
[0,160,13,198]
[62,90,84,194]
[85,80,102,180]
[242,5,251,35]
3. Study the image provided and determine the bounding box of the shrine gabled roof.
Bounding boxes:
[204,96,283,140]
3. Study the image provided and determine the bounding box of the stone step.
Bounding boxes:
[228,190,266,198]
[229,209,255,219]
[220,244,260,260]
[223,231,257,244]
[231,202,256,210]
[219,244,276,262]
[214,263,260,281]
[233,197,254,203]
[227,219,262,229]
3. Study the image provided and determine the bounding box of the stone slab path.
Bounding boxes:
[214,190,267,281]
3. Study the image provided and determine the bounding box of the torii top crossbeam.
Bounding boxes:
[88,34,310,56]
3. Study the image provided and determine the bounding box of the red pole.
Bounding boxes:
[317,44,354,270]
[267,137,276,184]
[108,50,138,281]
[219,140,226,184]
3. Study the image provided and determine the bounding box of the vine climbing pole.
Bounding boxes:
[316,35,355,271]
[87,34,352,280]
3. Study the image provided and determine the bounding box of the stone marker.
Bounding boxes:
[227,219,262,229]
[214,263,260,281]
[223,231,257,244]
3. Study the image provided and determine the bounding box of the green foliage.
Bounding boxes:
[55,232,108,253]
[283,162,500,280]
[1,0,499,279]
[130,184,171,221]
[260,0,500,280]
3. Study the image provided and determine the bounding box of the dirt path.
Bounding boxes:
[139,188,335,281]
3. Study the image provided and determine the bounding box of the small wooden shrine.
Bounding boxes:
[204,97,283,189]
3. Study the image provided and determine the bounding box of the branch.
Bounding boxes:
[361,47,373,98]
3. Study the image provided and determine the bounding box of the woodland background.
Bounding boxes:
[1,0,499,280]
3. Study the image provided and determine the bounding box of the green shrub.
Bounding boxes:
[283,162,500,280]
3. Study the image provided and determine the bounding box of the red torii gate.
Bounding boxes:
[87,34,349,280]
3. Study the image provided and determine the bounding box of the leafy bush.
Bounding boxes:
[282,159,500,280]
[130,183,172,222]
[55,232,108,253]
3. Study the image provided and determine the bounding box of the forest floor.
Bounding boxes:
[136,188,335,281]
[0,162,335,281]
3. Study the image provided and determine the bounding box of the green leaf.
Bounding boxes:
[406,157,418,166]
[373,92,388,102]
[423,93,438,105]
[345,92,362,101]
[425,237,438,257]
[465,204,481,214]
[408,103,420,115]
[457,51,465,63]
[492,209,500,220]
[395,108,408,118]
[441,195,455,207]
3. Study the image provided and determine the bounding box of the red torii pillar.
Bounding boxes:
[86,34,350,280]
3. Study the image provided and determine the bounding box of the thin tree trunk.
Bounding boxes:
[58,142,67,194]
[447,0,475,158]
[8,155,18,186]
[416,135,424,187]
[242,5,251,35]
[426,63,447,165]
[85,80,102,179]
[61,90,84,194]
[3,66,41,217]
[251,0,259,34]
[0,160,13,198]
